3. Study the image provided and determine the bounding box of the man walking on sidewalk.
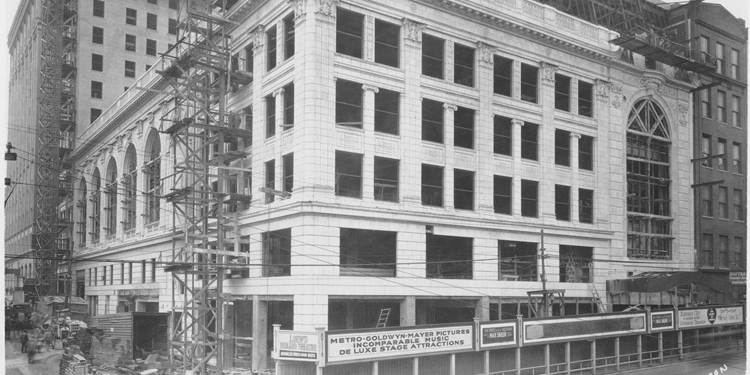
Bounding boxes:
[19,329,28,353]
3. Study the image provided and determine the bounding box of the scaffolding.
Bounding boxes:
[159,0,252,373]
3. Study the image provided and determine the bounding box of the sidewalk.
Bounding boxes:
[612,349,747,375]
[5,339,64,375]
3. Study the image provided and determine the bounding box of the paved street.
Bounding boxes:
[615,351,747,375]
[4,339,63,375]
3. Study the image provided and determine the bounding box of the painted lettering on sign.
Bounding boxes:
[274,331,318,362]
[678,306,744,329]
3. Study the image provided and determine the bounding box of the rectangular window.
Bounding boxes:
[146,39,157,56]
[493,56,512,96]
[262,229,292,277]
[125,60,136,78]
[141,260,146,283]
[555,129,571,166]
[520,64,538,103]
[493,175,511,215]
[169,0,178,10]
[340,229,397,277]
[126,8,137,26]
[521,123,538,161]
[702,185,713,217]
[578,81,593,117]
[265,159,275,203]
[125,34,136,52]
[702,234,713,267]
[102,266,107,285]
[733,143,742,174]
[94,268,97,286]
[283,153,293,193]
[427,234,472,279]
[245,44,254,74]
[265,94,275,138]
[375,19,399,68]
[731,49,739,79]
[422,99,444,144]
[374,157,399,202]
[454,106,474,149]
[554,74,570,111]
[559,245,593,283]
[168,18,178,35]
[283,82,294,128]
[521,180,538,217]
[92,53,103,71]
[493,115,512,156]
[150,259,156,282]
[732,96,740,127]
[733,238,744,268]
[499,240,537,281]
[454,43,475,87]
[374,88,399,135]
[555,185,570,221]
[336,9,363,58]
[701,134,712,167]
[335,151,363,198]
[717,90,727,122]
[700,36,709,60]
[734,189,744,221]
[579,188,593,223]
[91,81,103,99]
[718,139,727,171]
[267,26,277,70]
[243,105,253,135]
[335,79,363,128]
[276,16,290,62]
[719,236,729,267]
[93,0,104,17]
[701,89,711,118]
[121,264,124,284]
[579,135,594,171]
[91,108,102,124]
[718,186,728,219]
[129,263,132,284]
[421,164,443,207]
[454,169,474,210]
[147,13,157,30]
[92,26,104,44]
[716,42,724,74]
[422,34,444,79]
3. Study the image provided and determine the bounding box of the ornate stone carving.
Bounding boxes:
[252,25,265,54]
[477,42,495,65]
[511,119,525,128]
[365,16,374,60]
[678,103,688,126]
[292,0,306,21]
[361,84,379,93]
[402,18,425,45]
[595,79,610,99]
[622,74,677,97]
[611,84,623,109]
[443,103,457,112]
[540,61,558,84]
[316,0,338,21]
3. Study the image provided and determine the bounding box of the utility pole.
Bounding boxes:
[540,229,548,317]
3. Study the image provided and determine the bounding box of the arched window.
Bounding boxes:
[105,159,118,237]
[123,145,138,231]
[626,99,672,259]
[144,130,161,224]
[91,168,101,242]
[78,178,87,246]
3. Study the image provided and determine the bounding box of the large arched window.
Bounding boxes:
[144,130,161,224]
[91,169,101,242]
[123,145,138,231]
[105,158,118,237]
[626,99,672,259]
[78,178,87,246]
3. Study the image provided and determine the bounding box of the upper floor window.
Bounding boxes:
[125,60,136,78]
[493,56,512,97]
[92,54,103,72]
[147,13,157,31]
[267,26,277,70]
[283,82,294,129]
[521,123,538,161]
[494,115,512,156]
[579,188,593,223]
[732,96,740,127]
[422,99,443,144]
[701,134,712,168]
[520,64,538,103]
[91,81,103,99]
[554,74,570,111]
[265,93,276,138]
[716,42,725,74]
[91,108,102,124]
[700,89,711,118]
[169,19,178,35]
[335,151,363,198]
[125,34,136,52]
[122,145,137,231]
[336,9,363,59]
[93,0,104,17]
[454,43,474,87]
[579,135,594,171]
[555,129,570,166]
[169,0,178,10]
[734,189,744,221]
[422,34,444,79]
[717,139,727,171]
[717,90,727,123]
[92,26,104,44]
[144,130,161,224]
[375,19,399,68]
[374,157,399,202]
[700,36,709,60]
[454,169,474,210]
[146,39,157,56]
[733,143,742,174]
[374,88,399,135]
[555,185,570,221]
[493,175,512,215]
[421,164,443,207]
[731,49,739,79]
[521,180,538,217]
[126,8,137,26]
[265,159,275,203]
[578,81,593,117]
[335,79,363,128]
[283,153,294,193]
[454,106,474,149]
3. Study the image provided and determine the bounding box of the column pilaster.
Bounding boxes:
[511,119,524,216]
[444,103,457,209]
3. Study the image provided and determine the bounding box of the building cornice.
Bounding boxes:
[695,19,748,44]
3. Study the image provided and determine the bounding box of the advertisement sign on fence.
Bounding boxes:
[272,330,319,362]
[649,311,674,332]
[677,306,744,329]
[326,324,474,364]
[522,313,647,344]
[479,321,517,349]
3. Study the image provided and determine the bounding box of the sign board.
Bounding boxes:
[677,306,744,329]
[272,330,319,362]
[523,313,646,344]
[326,324,474,365]
[478,321,517,349]
[730,271,746,285]
[649,311,674,332]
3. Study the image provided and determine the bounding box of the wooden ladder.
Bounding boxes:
[589,283,606,313]
[376,308,391,328]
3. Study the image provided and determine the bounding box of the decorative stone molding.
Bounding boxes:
[361,84,379,93]
[365,16,374,60]
[291,0,306,21]
[595,79,610,99]
[402,18,425,45]
[622,74,678,97]
[251,25,265,54]
[511,119,525,128]
[316,0,338,21]
[443,103,457,111]
[477,41,495,66]
[540,61,558,84]
[611,84,623,109]
[678,103,688,127]
[273,87,285,97]
[570,132,581,139]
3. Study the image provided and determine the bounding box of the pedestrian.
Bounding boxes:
[44,329,54,350]
[26,340,37,364]
[20,329,28,353]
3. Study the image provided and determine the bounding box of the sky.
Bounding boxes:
[0,0,747,243]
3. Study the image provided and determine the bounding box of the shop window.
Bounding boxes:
[335,151,363,198]
[340,229,396,277]
[263,229,291,277]
[421,164,443,207]
[427,234,472,279]
[422,34,444,79]
[375,19,399,67]
[498,240,537,281]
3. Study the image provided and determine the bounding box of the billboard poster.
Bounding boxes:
[479,321,517,349]
[677,306,744,329]
[523,313,646,344]
[649,311,674,332]
[273,330,319,362]
[730,271,746,285]
[326,324,474,364]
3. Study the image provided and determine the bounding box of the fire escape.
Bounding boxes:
[159,0,252,373]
